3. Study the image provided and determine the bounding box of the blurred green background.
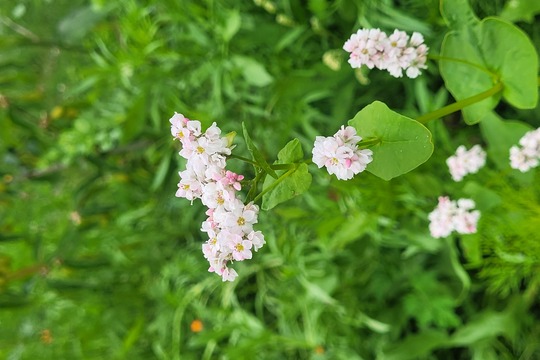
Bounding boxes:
[1,0,539,359]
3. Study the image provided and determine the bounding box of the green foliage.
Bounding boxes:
[1,0,540,359]
[349,101,434,180]
[440,0,538,123]
[261,139,312,210]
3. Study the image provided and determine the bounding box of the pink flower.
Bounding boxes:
[428,196,480,238]
[446,145,486,182]
[510,128,540,172]
[170,113,266,282]
[343,28,429,78]
[312,126,373,180]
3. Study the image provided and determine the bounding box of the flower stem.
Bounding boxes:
[253,165,297,203]
[416,82,503,124]
[358,137,381,148]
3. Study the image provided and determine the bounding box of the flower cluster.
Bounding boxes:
[510,128,540,172]
[312,126,373,180]
[170,113,265,282]
[343,28,429,78]
[446,145,486,182]
[428,196,480,238]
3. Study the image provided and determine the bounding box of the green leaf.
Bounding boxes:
[223,10,241,42]
[440,1,538,123]
[57,5,109,43]
[445,237,471,303]
[348,101,434,181]
[449,310,517,346]
[463,181,502,212]
[379,330,449,360]
[242,122,278,178]
[232,56,274,87]
[151,151,171,191]
[500,0,540,23]
[276,137,304,163]
[261,139,312,210]
[440,0,480,29]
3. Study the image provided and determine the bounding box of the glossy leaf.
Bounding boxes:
[262,139,312,210]
[440,0,538,124]
[348,101,434,181]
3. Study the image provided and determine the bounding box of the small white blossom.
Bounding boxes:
[428,196,480,238]
[446,145,486,182]
[509,128,540,172]
[170,113,266,282]
[312,126,373,180]
[343,28,429,78]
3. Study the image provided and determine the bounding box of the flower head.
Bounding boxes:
[343,28,429,78]
[170,113,265,281]
[446,145,486,182]
[510,128,540,172]
[428,196,480,238]
[312,126,373,180]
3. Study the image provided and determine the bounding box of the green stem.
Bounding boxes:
[428,54,497,79]
[246,170,265,202]
[358,137,381,148]
[253,165,297,203]
[416,82,503,124]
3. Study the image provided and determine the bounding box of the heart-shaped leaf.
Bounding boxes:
[348,101,434,181]
[262,139,312,210]
[440,0,538,124]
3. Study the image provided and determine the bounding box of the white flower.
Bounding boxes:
[170,112,188,139]
[428,196,480,238]
[170,113,266,281]
[219,201,259,234]
[228,235,253,261]
[446,145,486,182]
[428,196,456,238]
[175,170,202,201]
[343,28,429,79]
[509,128,540,172]
[221,267,238,282]
[247,230,265,251]
[312,126,373,180]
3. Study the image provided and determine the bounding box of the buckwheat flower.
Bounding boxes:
[409,32,424,47]
[170,113,266,281]
[170,112,188,139]
[428,196,480,238]
[228,234,253,261]
[343,28,428,78]
[221,266,238,282]
[312,126,373,180]
[247,230,266,251]
[453,199,480,234]
[201,182,235,210]
[335,125,362,145]
[428,196,456,238]
[176,170,203,201]
[386,29,409,58]
[446,145,486,182]
[220,200,259,234]
[509,128,540,172]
